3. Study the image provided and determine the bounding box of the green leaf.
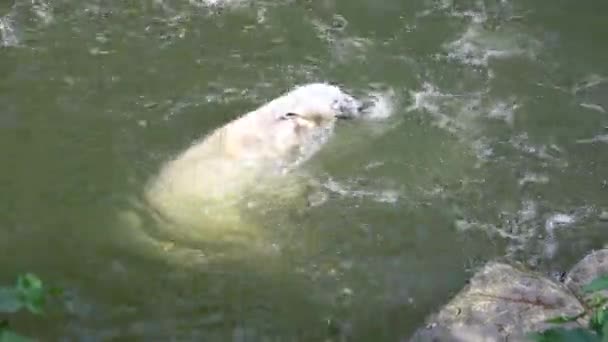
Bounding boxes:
[15,274,42,294]
[47,286,63,299]
[0,329,32,342]
[15,274,45,315]
[590,309,608,335]
[601,321,608,341]
[528,328,601,342]
[584,277,608,293]
[0,289,22,314]
[546,312,586,324]
[587,295,608,309]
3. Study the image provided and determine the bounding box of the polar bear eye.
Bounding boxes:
[331,99,342,111]
[280,112,299,120]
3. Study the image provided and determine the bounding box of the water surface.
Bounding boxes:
[1,0,608,340]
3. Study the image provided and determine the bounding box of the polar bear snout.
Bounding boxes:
[357,98,375,113]
[332,94,368,120]
[335,100,370,119]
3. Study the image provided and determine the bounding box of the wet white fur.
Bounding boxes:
[144,83,361,237]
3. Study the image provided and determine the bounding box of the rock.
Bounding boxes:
[410,262,584,342]
[599,211,608,222]
[565,249,608,300]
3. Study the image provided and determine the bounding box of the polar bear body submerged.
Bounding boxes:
[143,83,366,242]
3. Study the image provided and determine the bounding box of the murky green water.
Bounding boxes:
[1,0,608,340]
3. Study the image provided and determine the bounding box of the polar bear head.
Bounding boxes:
[267,82,365,122]
[218,83,369,167]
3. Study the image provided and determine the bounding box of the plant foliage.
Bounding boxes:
[529,276,608,342]
[0,273,57,342]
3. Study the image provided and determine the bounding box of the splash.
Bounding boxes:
[487,100,519,126]
[188,0,248,7]
[406,82,509,165]
[0,16,18,47]
[543,213,576,259]
[579,103,606,113]
[518,172,550,187]
[322,178,401,204]
[417,0,490,23]
[443,24,540,68]
[574,74,608,114]
[309,15,374,64]
[31,0,53,25]
[361,89,396,121]
[407,82,489,135]
[573,74,608,94]
[421,0,540,70]
[576,134,608,145]
[509,133,568,168]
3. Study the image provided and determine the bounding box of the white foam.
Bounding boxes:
[545,213,575,234]
[416,0,487,23]
[453,199,540,259]
[323,178,400,204]
[409,82,441,112]
[443,25,540,68]
[487,100,519,126]
[0,16,18,47]
[364,161,385,170]
[406,81,534,167]
[470,138,494,161]
[363,89,396,120]
[573,74,608,94]
[256,6,266,24]
[407,83,510,164]
[576,134,608,144]
[420,0,537,70]
[407,83,467,134]
[580,103,606,113]
[543,213,576,259]
[31,0,53,25]
[309,15,373,64]
[188,0,247,7]
[408,82,496,135]
[518,172,549,187]
[518,200,538,223]
[509,133,568,167]
[331,36,373,63]
[453,218,523,242]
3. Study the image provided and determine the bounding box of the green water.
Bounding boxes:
[1,0,608,340]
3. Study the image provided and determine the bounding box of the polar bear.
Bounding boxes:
[140,83,369,248]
